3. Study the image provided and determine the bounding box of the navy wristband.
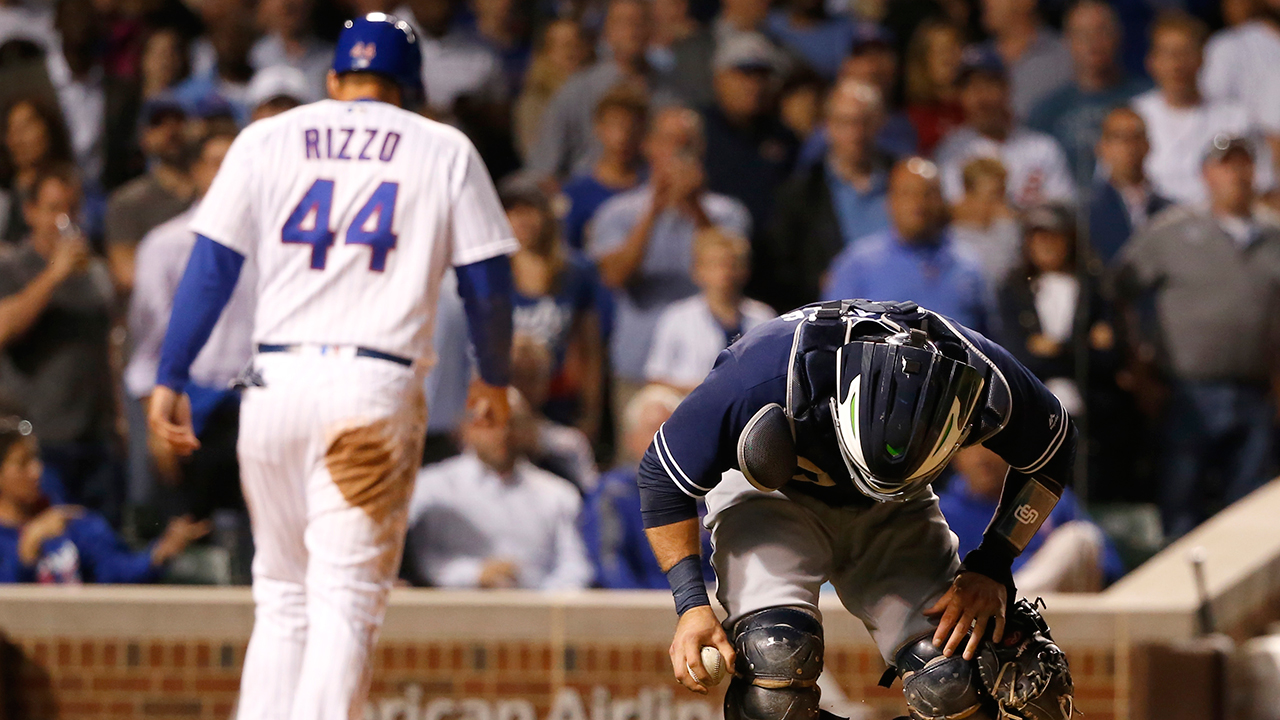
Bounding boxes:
[666,555,710,615]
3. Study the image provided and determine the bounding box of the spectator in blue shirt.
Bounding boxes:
[560,86,648,251]
[758,80,894,312]
[1087,107,1172,264]
[822,157,991,333]
[0,416,209,583]
[581,385,711,588]
[502,183,606,440]
[940,444,1125,593]
[795,26,919,167]
[171,9,255,127]
[1025,0,1151,186]
[766,0,858,80]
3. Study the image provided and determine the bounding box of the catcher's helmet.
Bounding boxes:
[830,327,984,502]
[333,13,423,99]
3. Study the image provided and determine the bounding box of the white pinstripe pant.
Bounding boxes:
[235,354,427,720]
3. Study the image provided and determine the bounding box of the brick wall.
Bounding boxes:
[2,636,1121,720]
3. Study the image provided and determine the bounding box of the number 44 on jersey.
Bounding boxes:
[283,179,400,272]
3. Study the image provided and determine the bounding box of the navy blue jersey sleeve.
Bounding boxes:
[637,320,795,528]
[638,351,746,528]
[956,324,1075,488]
[945,320,1078,590]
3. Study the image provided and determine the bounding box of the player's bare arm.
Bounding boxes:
[645,519,737,695]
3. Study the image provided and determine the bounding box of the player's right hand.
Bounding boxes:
[148,386,201,457]
[467,380,511,429]
[669,605,735,695]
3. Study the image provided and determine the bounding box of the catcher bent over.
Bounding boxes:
[638,299,1075,720]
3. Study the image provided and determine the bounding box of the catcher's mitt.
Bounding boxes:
[975,598,1075,720]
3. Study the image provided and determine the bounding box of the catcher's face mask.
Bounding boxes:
[830,328,984,502]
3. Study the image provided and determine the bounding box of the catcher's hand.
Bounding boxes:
[927,571,1006,660]
[975,599,1074,720]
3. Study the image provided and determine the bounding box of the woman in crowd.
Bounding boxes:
[903,19,965,156]
[992,204,1114,417]
[503,183,606,443]
[0,97,72,244]
[513,18,591,160]
[138,27,191,102]
[0,415,208,583]
[992,204,1142,495]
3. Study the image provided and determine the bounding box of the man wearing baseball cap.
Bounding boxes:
[1113,133,1280,540]
[933,47,1075,208]
[702,32,798,232]
[105,95,193,294]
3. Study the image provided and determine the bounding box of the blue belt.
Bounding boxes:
[256,343,414,368]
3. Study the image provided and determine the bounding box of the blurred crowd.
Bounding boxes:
[0,0,1276,590]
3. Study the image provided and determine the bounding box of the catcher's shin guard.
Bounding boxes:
[975,599,1074,720]
[724,607,824,720]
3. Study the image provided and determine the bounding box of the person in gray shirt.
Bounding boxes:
[588,107,750,414]
[526,0,668,182]
[104,98,194,296]
[0,165,118,522]
[1113,135,1280,539]
[973,0,1073,119]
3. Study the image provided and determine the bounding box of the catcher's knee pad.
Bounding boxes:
[975,599,1074,720]
[895,635,986,720]
[724,607,824,720]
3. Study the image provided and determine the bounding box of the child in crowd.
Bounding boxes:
[0,415,208,583]
[644,228,774,392]
[949,156,1022,288]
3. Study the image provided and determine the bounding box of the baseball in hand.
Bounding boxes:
[700,646,726,686]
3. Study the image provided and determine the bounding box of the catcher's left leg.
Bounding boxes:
[823,493,988,720]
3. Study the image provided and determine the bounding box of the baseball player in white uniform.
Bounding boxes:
[148,14,518,719]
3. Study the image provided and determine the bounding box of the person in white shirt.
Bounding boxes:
[48,0,106,187]
[1200,3,1280,150]
[1131,12,1274,206]
[645,227,773,391]
[405,390,593,590]
[124,130,254,488]
[934,48,1075,207]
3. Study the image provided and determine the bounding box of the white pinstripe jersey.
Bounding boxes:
[190,99,517,365]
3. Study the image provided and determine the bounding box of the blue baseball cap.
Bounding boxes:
[957,45,1007,83]
[333,13,424,100]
